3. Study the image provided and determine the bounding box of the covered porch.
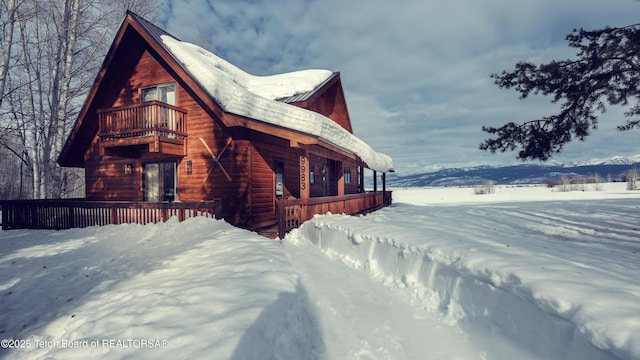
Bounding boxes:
[270,148,392,238]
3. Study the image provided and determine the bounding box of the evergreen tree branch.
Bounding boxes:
[481,24,640,160]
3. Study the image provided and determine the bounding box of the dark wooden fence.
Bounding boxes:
[277,191,392,239]
[0,200,221,230]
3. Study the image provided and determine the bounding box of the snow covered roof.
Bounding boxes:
[160,35,394,173]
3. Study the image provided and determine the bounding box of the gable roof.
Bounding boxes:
[58,11,393,173]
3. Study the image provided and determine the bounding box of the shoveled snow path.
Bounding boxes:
[285,238,537,359]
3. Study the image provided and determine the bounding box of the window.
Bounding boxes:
[275,159,285,198]
[309,163,315,184]
[141,83,176,105]
[344,168,352,184]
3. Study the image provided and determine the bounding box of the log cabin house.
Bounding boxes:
[55,11,394,237]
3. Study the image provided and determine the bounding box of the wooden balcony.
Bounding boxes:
[98,101,187,156]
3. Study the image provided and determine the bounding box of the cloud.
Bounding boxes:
[162,0,640,175]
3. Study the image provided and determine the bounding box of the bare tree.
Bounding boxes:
[558,175,571,192]
[0,0,22,109]
[474,180,496,195]
[626,167,639,191]
[593,172,603,191]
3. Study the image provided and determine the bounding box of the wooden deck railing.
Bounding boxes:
[0,200,221,230]
[277,191,392,238]
[98,101,187,142]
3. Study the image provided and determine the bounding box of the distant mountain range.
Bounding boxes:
[387,156,640,187]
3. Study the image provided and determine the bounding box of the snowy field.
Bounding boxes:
[1,183,640,359]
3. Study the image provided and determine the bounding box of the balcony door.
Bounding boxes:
[141,84,177,133]
[143,162,177,202]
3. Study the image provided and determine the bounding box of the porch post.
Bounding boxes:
[153,103,160,152]
[337,161,344,196]
[359,166,364,193]
[382,172,386,194]
[373,170,377,192]
[299,154,310,199]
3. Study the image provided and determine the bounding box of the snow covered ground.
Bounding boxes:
[1,183,639,359]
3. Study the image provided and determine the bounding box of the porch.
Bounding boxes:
[1,191,391,237]
[98,101,187,156]
[276,190,392,239]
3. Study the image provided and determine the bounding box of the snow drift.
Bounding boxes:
[2,184,640,359]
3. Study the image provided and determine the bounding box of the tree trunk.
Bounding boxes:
[0,0,18,109]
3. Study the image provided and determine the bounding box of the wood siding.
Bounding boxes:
[85,49,232,204]
[247,132,302,228]
[81,46,275,229]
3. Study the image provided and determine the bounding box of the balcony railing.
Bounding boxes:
[98,101,187,151]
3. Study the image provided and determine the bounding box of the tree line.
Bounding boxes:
[0,0,158,199]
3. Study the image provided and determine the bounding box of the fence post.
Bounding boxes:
[1,202,7,230]
[277,200,285,239]
[214,200,222,220]
[110,206,118,225]
[31,205,37,228]
[68,206,75,228]
[161,206,167,222]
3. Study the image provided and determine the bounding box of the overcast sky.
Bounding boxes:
[159,0,640,175]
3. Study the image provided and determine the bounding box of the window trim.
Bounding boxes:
[140,82,177,105]
[275,158,285,198]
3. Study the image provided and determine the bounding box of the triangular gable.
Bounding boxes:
[58,11,180,167]
[277,72,354,134]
